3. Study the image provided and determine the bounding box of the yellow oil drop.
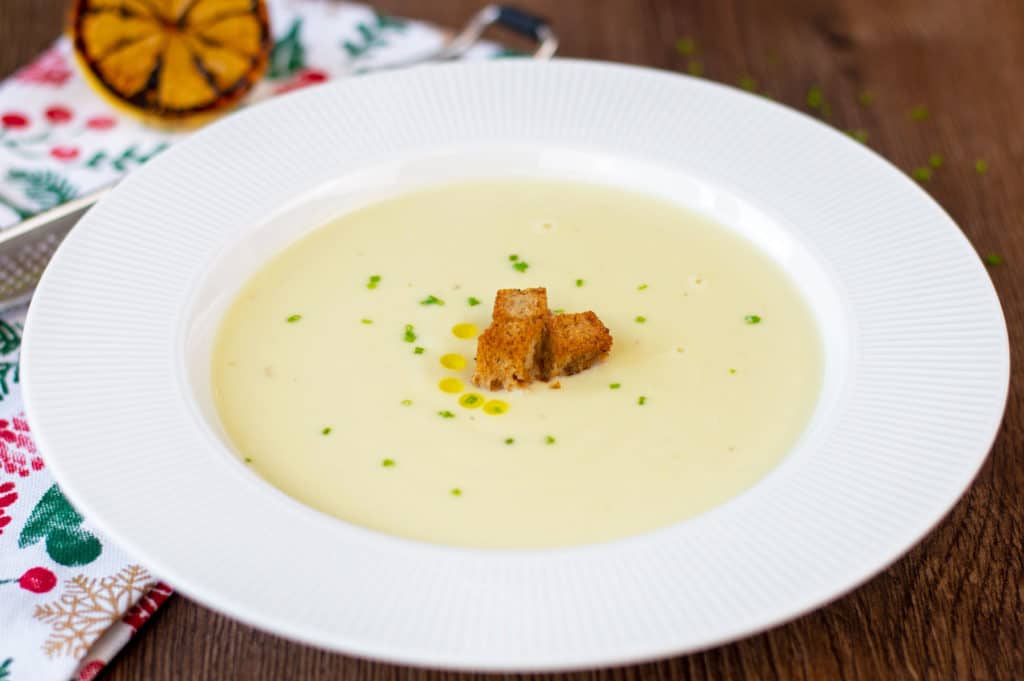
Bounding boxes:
[440,353,467,370]
[452,323,479,339]
[482,400,509,415]
[459,392,484,409]
[439,377,464,394]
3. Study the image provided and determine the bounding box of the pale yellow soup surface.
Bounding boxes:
[213,179,823,548]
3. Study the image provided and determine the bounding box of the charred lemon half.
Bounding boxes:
[70,0,271,126]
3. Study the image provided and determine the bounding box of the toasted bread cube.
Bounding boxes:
[472,317,548,391]
[544,311,613,378]
[492,288,548,321]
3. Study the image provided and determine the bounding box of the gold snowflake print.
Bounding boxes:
[34,565,154,659]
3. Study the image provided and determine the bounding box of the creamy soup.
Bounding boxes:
[213,179,823,548]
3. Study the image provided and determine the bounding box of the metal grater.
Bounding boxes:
[0,4,556,312]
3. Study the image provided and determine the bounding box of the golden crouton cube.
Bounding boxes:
[544,311,613,378]
[492,288,549,321]
[472,317,548,391]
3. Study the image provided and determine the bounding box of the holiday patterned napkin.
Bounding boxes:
[0,3,506,679]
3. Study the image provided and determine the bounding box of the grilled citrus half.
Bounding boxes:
[70,0,271,125]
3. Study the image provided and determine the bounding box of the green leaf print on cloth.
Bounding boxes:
[269,18,306,79]
[18,485,102,567]
[6,169,76,212]
[0,658,12,681]
[342,13,407,59]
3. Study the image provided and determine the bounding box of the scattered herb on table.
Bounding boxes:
[686,59,704,76]
[908,106,930,121]
[975,159,989,175]
[984,253,1003,267]
[847,129,869,144]
[858,90,875,106]
[912,167,932,183]
[738,75,757,92]
[929,153,944,169]
[676,36,697,56]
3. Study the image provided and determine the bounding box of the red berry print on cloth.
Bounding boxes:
[78,660,105,681]
[272,68,329,95]
[15,47,73,86]
[0,414,44,478]
[1,112,29,129]
[45,105,73,125]
[0,566,58,593]
[0,480,16,534]
[50,146,80,162]
[18,484,102,567]
[85,115,116,131]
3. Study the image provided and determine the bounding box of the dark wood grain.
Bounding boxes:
[3,1,1023,679]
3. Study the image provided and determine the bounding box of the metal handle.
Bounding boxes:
[440,5,558,60]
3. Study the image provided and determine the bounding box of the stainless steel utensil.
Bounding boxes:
[0,4,556,311]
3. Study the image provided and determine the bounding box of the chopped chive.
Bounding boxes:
[381,458,396,467]
[321,427,332,435]
[414,346,425,354]
[635,315,647,324]
[366,274,381,289]
[984,253,1003,267]
[438,410,455,419]
[729,368,737,374]
[244,457,253,463]
[912,167,932,183]
[513,261,529,273]
[361,318,373,324]
[686,59,703,76]
[400,399,413,406]
[738,75,757,92]
[847,129,869,144]
[450,487,462,497]
[575,278,584,287]
[675,36,696,56]
[858,90,874,106]
[929,153,944,169]
[403,324,417,342]
[508,254,518,261]
[467,296,481,306]
[545,435,556,445]
[420,295,444,306]
[744,314,762,324]
[609,383,621,390]
[637,396,647,406]
[552,308,565,315]
[286,314,302,323]
[504,437,515,445]
[975,159,989,175]
[637,283,648,291]
[908,106,930,121]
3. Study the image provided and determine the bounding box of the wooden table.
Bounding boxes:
[2,1,1022,679]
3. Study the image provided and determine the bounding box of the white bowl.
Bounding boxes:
[22,60,1009,670]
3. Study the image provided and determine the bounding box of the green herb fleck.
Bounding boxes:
[984,253,1003,267]
[738,75,757,92]
[908,106,930,122]
[513,261,529,273]
[504,437,515,445]
[244,457,253,463]
[467,296,481,306]
[676,36,697,56]
[403,324,417,343]
[286,314,302,323]
[912,167,932,183]
[321,427,332,435]
[366,274,382,290]
[438,410,455,419]
[545,435,556,445]
[552,308,565,315]
[414,346,425,355]
[729,368,737,374]
[744,314,762,325]
[975,159,989,175]
[806,86,824,110]
[420,295,445,306]
[637,283,648,291]
[450,487,462,497]
[929,153,944,169]
[847,129,869,144]
[361,318,373,324]
[686,59,703,77]
[575,278,584,287]
[635,315,647,324]
[858,90,875,106]
[508,254,519,261]
[609,383,621,390]
[381,458,396,467]
[637,396,647,406]
[401,399,413,406]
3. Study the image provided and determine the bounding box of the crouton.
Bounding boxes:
[472,317,548,390]
[492,288,549,321]
[544,311,613,379]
